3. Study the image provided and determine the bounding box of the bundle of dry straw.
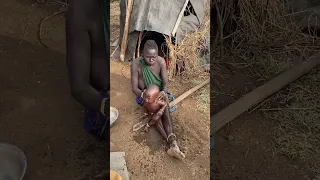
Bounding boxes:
[166,3,210,79]
[212,0,320,66]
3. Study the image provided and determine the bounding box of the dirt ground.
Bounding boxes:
[0,1,107,180]
[109,2,210,180]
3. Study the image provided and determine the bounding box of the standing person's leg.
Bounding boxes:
[84,90,109,140]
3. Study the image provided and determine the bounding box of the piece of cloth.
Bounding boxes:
[84,90,109,140]
[210,135,215,149]
[140,59,163,90]
[110,170,122,180]
[135,89,177,113]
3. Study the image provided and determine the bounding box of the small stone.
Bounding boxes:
[227,135,235,141]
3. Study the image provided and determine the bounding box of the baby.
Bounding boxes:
[142,85,168,126]
[141,85,185,160]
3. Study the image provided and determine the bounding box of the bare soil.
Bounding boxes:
[0,1,107,179]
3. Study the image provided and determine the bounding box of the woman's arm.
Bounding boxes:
[66,0,104,112]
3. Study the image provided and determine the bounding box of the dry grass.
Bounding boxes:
[196,84,210,116]
[211,0,320,177]
[254,40,320,180]
[259,68,320,172]
[166,2,210,79]
[212,0,320,68]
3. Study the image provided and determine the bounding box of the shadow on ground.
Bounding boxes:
[0,35,107,180]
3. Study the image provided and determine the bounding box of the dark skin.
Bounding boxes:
[131,48,169,97]
[66,0,109,115]
[131,45,185,159]
[143,85,171,140]
[143,85,166,113]
[131,48,173,142]
[65,0,110,175]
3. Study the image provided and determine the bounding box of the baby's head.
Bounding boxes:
[143,85,160,103]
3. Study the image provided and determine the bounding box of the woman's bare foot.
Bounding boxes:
[167,141,185,160]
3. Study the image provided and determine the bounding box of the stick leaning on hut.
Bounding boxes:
[120,0,134,62]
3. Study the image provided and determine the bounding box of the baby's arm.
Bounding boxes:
[156,100,167,116]
[148,100,167,126]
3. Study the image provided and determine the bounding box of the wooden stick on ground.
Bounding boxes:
[211,53,320,133]
[120,0,134,62]
[38,7,66,48]
[169,79,210,107]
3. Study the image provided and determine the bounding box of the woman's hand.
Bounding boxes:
[141,89,146,99]
[162,86,168,94]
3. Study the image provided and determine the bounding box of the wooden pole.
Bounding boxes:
[137,31,143,58]
[172,0,189,37]
[211,53,320,133]
[120,0,134,62]
[169,79,210,107]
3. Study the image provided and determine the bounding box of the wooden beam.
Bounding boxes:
[169,79,210,107]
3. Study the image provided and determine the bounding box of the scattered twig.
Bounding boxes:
[245,147,250,158]
[38,7,67,48]
[248,97,269,113]
[260,107,315,111]
[54,0,69,6]
[133,113,148,121]
[297,86,320,99]
[231,163,237,170]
